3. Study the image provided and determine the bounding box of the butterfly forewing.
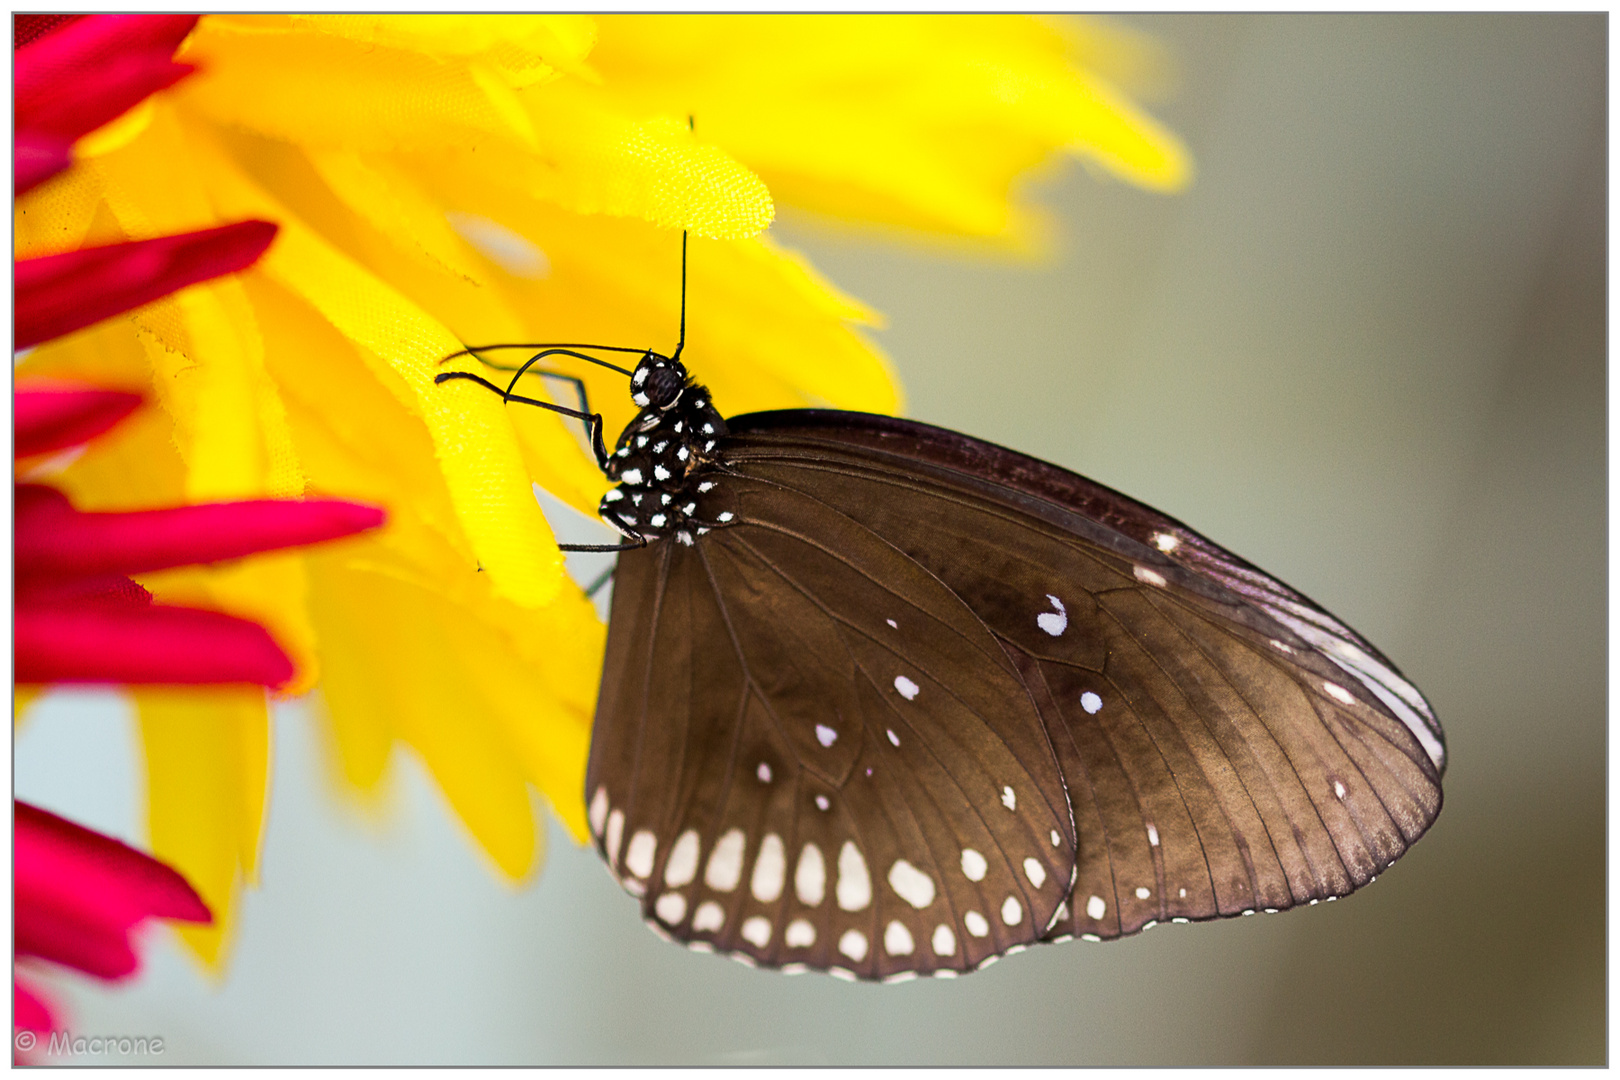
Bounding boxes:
[718,410,1443,943]
[587,474,1078,979]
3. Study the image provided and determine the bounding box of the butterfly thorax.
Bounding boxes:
[598,352,732,546]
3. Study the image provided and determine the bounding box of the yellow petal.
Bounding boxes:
[184,130,565,608]
[135,687,270,969]
[305,558,557,878]
[176,19,547,153]
[588,14,1190,245]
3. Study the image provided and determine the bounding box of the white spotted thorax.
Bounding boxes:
[599,351,733,546]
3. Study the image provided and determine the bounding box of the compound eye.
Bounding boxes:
[646,364,685,409]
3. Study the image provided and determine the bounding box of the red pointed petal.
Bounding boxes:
[15,132,72,195]
[16,802,212,924]
[14,14,86,51]
[17,56,194,143]
[16,573,153,609]
[16,603,295,687]
[16,486,385,578]
[15,15,199,107]
[13,979,57,1035]
[14,386,143,457]
[15,803,209,980]
[15,220,278,348]
[16,903,140,980]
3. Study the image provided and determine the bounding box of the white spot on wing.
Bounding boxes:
[1135,886,1151,900]
[1080,691,1103,714]
[886,618,898,628]
[1334,780,1347,799]
[796,843,826,906]
[1001,785,1017,810]
[751,833,786,903]
[837,841,872,911]
[757,762,772,782]
[1086,895,1107,920]
[1147,824,1160,847]
[838,929,869,962]
[692,901,724,932]
[654,892,686,925]
[1037,594,1068,636]
[785,919,815,948]
[653,464,671,482]
[887,728,900,747]
[964,911,989,937]
[932,924,956,956]
[1023,858,1047,888]
[815,795,830,812]
[741,916,771,948]
[894,675,920,700]
[589,787,609,835]
[664,829,700,886]
[1153,532,1180,553]
[625,830,657,879]
[815,724,837,747]
[884,921,915,956]
[1134,565,1168,587]
[1323,681,1356,705]
[606,810,624,867]
[960,848,987,882]
[705,828,746,891]
[620,467,643,485]
[1002,896,1023,925]
[1051,830,1061,847]
[888,859,936,909]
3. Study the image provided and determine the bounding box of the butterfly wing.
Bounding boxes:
[586,473,1079,980]
[718,409,1444,943]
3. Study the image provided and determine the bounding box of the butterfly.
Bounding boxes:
[438,235,1445,983]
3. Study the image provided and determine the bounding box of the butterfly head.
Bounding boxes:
[630,351,689,411]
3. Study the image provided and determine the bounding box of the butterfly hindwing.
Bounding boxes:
[586,474,1078,979]
[720,410,1443,944]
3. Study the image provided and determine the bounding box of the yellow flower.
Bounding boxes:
[14,14,1187,967]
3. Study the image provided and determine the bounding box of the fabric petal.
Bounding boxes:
[305,560,543,877]
[15,132,72,195]
[15,220,277,349]
[134,688,268,966]
[14,385,143,457]
[16,56,193,144]
[13,978,57,1035]
[182,134,564,607]
[15,485,383,579]
[15,800,210,980]
[15,14,198,106]
[14,14,87,51]
[15,603,294,687]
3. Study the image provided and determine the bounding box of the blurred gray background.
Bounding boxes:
[16,13,1605,1065]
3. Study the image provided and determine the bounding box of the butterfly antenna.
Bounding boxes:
[672,229,688,363]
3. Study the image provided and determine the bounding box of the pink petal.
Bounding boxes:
[15,131,72,195]
[16,55,194,144]
[16,802,210,980]
[15,220,278,348]
[15,15,199,109]
[14,385,143,457]
[14,14,87,51]
[13,978,57,1035]
[16,485,385,578]
[16,603,296,687]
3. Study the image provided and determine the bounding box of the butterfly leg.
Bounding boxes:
[435,363,612,469]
